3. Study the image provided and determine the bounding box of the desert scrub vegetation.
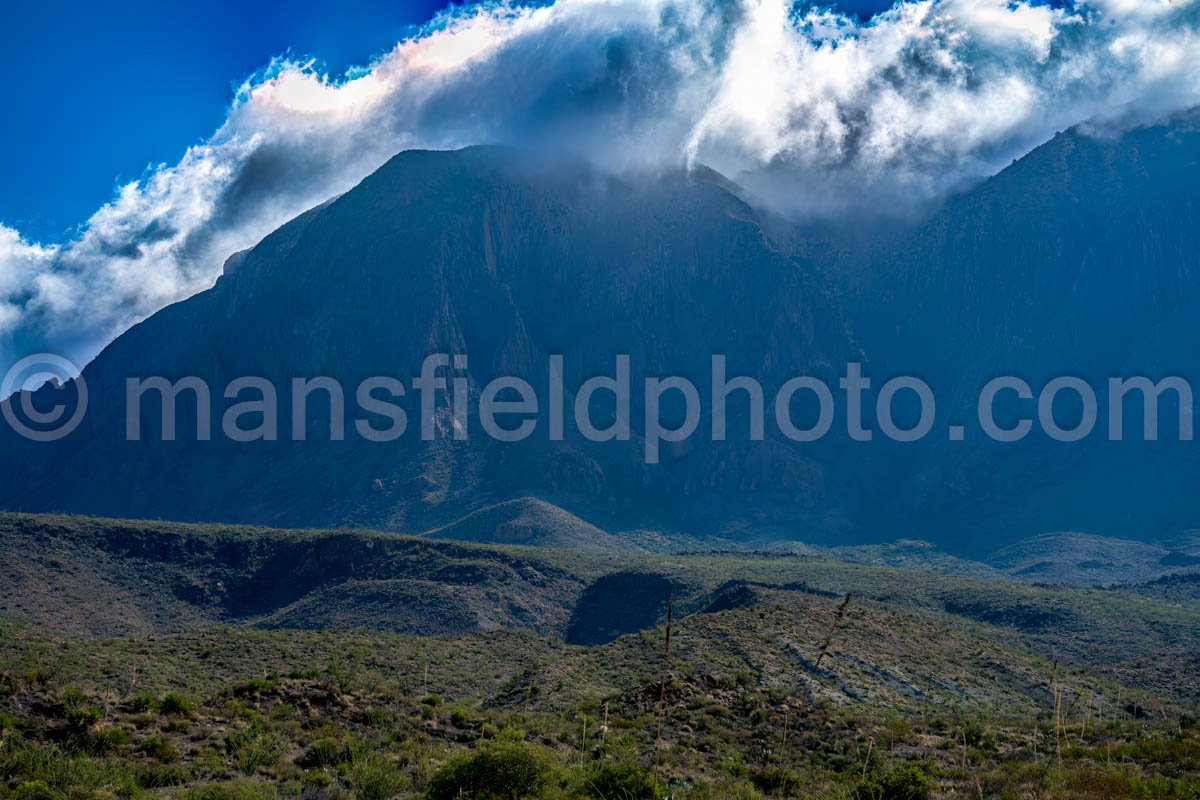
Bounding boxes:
[160,692,197,718]
[425,742,554,799]
[1,613,1198,799]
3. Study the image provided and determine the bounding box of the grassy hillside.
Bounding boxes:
[986,532,1186,586]
[0,514,582,638]
[1,512,1198,798]
[422,498,639,553]
[2,614,1198,799]
[3,513,1198,703]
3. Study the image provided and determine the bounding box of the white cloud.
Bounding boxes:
[2,0,1199,371]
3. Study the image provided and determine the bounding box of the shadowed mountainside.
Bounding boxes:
[840,118,1200,549]
[0,148,855,543]
[3,120,1200,550]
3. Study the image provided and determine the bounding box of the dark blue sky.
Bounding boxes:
[0,0,447,241]
[0,0,897,241]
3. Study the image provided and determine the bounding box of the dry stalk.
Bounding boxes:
[651,596,674,793]
[814,592,853,672]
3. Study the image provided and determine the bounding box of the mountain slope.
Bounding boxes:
[987,532,1177,586]
[3,121,1200,550]
[423,497,636,552]
[4,512,1198,705]
[0,147,854,541]
[837,116,1200,548]
[0,512,584,638]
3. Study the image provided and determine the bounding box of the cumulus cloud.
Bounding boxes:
[2,0,1200,371]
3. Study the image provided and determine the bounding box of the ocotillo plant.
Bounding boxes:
[814,592,853,671]
[652,596,674,793]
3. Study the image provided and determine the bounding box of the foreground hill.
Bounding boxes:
[0,513,583,638]
[2,513,1197,709]
[2,514,1199,798]
[7,620,1200,800]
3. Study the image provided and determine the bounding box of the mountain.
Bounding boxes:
[832,116,1200,549]
[3,118,1200,551]
[0,147,856,542]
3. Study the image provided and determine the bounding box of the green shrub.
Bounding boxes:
[12,780,58,800]
[0,740,140,797]
[326,651,362,696]
[497,726,525,742]
[138,734,180,764]
[298,738,346,770]
[348,752,407,800]
[851,763,932,800]
[57,687,99,733]
[165,718,193,733]
[728,784,762,800]
[127,712,154,729]
[750,766,801,797]
[578,761,655,799]
[957,721,997,751]
[86,725,129,754]
[301,769,336,789]
[136,763,189,788]
[225,729,282,775]
[161,692,196,717]
[425,742,554,800]
[179,779,279,800]
[24,666,59,689]
[128,693,158,713]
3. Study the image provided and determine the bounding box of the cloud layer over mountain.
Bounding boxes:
[2,0,1199,373]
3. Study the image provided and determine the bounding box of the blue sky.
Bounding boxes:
[0,0,448,241]
[0,0,900,241]
[2,0,1194,373]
